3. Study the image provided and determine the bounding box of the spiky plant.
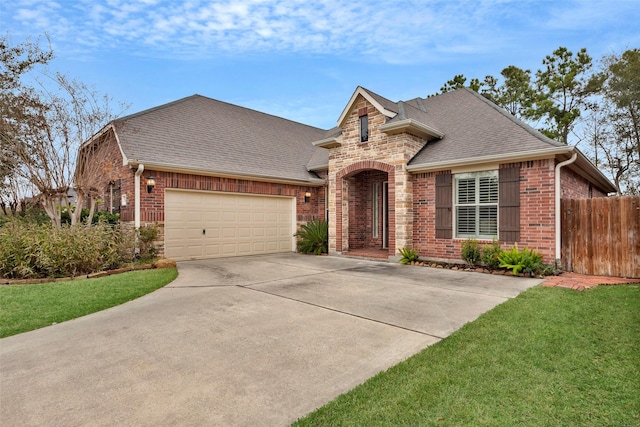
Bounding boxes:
[296,220,328,255]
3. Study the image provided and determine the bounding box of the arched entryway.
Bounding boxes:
[335,161,395,258]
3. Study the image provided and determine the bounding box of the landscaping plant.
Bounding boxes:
[498,244,543,276]
[398,248,420,265]
[0,218,136,279]
[481,240,503,270]
[460,238,481,265]
[296,220,328,255]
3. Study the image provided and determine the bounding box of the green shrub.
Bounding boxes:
[460,238,481,265]
[61,208,120,225]
[480,240,503,270]
[296,220,328,255]
[398,248,420,265]
[138,223,159,260]
[498,244,543,276]
[0,219,136,279]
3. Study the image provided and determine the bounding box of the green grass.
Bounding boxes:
[0,268,178,338]
[294,285,640,427]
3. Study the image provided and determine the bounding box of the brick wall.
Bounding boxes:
[412,159,562,263]
[347,170,386,249]
[561,167,608,199]
[328,95,426,256]
[88,133,326,258]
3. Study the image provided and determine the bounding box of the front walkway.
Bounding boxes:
[542,272,640,291]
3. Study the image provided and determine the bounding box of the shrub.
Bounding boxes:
[61,208,120,225]
[0,219,136,279]
[498,244,543,276]
[398,248,420,265]
[460,238,481,265]
[296,220,328,255]
[138,223,159,260]
[481,240,503,270]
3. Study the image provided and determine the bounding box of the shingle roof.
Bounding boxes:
[112,94,327,182]
[406,88,564,167]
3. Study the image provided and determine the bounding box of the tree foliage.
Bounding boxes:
[439,46,639,194]
[1,34,125,225]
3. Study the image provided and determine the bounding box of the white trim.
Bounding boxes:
[555,152,578,261]
[134,163,144,231]
[407,146,573,173]
[127,160,325,187]
[291,196,297,254]
[312,136,342,149]
[378,118,444,139]
[337,86,397,127]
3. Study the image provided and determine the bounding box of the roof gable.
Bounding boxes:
[337,86,398,127]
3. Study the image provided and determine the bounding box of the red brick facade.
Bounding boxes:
[412,158,608,263]
[88,134,326,257]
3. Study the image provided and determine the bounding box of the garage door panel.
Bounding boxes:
[165,190,294,261]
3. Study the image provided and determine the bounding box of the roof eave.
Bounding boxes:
[407,146,616,193]
[407,146,574,172]
[127,160,326,187]
[379,118,444,140]
[312,136,342,149]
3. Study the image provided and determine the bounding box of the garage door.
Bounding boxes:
[165,190,295,261]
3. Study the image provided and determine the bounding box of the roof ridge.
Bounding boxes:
[116,93,328,132]
[358,86,399,113]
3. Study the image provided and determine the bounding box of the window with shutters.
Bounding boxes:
[454,171,498,239]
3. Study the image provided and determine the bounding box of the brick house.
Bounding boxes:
[82,86,615,263]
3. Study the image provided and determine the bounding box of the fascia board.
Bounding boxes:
[312,136,342,148]
[378,119,444,139]
[126,160,326,187]
[406,146,574,173]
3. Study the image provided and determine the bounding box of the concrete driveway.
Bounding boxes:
[1,254,542,426]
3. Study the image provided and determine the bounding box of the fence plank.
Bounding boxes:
[561,196,640,278]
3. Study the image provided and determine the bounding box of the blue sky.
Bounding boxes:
[2,0,639,130]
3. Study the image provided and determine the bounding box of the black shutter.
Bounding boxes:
[435,172,452,239]
[499,166,520,242]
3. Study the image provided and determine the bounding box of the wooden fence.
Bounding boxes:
[561,196,640,278]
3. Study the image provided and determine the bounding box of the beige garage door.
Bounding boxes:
[165,190,295,261]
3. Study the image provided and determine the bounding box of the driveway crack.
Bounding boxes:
[237,284,445,340]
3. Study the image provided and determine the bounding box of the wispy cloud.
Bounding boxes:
[3,0,639,63]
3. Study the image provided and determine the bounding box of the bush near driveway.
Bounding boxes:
[0,219,136,279]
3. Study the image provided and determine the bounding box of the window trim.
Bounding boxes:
[454,170,498,239]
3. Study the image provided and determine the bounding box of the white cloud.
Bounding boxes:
[3,0,639,64]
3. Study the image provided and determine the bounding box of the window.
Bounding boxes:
[455,171,498,239]
[359,115,368,142]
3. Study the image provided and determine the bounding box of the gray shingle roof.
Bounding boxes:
[407,88,564,167]
[113,94,327,182]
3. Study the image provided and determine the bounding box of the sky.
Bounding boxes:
[2,0,640,130]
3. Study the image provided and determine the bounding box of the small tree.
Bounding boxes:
[1,35,125,226]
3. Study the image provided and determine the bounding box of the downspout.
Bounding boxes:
[134,163,144,230]
[555,152,577,261]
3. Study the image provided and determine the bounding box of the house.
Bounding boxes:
[82,87,615,263]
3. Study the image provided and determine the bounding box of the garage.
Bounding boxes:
[164,190,295,261]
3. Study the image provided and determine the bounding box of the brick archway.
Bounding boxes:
[335,161,396,255]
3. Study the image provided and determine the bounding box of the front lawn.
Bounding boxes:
[0,268,178,338]
[294,285,640,426]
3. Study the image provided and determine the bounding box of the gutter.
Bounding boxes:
[128,160,325,187]
[555,151,578,261]
[134,163,144,230]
